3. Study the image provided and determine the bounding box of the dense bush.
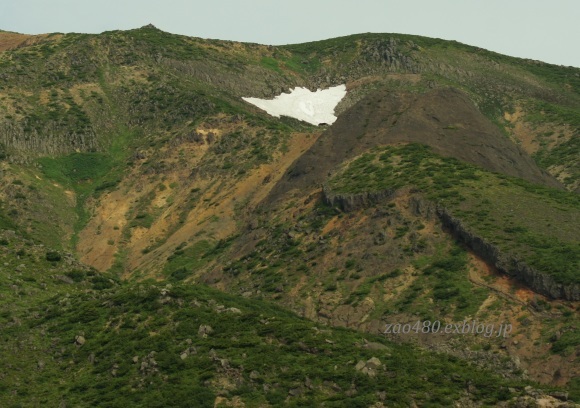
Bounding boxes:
[45,251,62,262]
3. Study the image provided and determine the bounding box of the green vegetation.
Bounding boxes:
[1,274,531,407]
[118,26,209,60]
[526,100,580,186]
[39,152,113,184]
[0,202,18,231]
[283,32,579,190]
[569,377,580,404]
[45,250,62,262]
[2,222,538,406]
[260,56,282,73]
[35,123,136,245]
[163,240,213,279]
[1,26,579,406]
[395,244,488,320]
[328,144,580,285]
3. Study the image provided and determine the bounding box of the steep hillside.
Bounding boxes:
[0,26,579,404]
[0,26,574,273]
[0,271,541,407]
[282,34,580,192]
[324,144,578,291]
[196,145,579,389]
[1,28,578,185]
[266,87,562,207]
[3,228,562,407]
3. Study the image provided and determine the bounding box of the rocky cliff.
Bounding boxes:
[437,209,580,301]
[322,186,580,301]
[322,184,396,212]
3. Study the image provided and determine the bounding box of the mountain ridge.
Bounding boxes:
[264,86,563,210]
[5,26,580,69]
[0,26,579,405]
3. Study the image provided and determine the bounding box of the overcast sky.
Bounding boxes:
[1,0,579,68]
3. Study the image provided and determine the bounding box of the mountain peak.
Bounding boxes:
[141,23,159,30]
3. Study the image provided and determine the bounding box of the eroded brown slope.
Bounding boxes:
[0,31,59,51]
[266,87,562,206]
[0,31,32,51]
[76,126,321,275]
[199,187,578,387]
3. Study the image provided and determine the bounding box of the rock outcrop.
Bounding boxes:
[437,209,580,301]
[322,186,579,301]
[322,184,396,212]
[0,121,99,159]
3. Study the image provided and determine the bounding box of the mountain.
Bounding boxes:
[0,25,579,406]
[0,229,540,407]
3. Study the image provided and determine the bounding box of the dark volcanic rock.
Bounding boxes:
[322,185,396,212]
[264,87,562,207]
[437,208,580,301]
[321,186,579,301]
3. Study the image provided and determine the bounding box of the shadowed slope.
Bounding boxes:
[265,87,562,206]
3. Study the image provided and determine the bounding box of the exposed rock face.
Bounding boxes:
[198,324,214,338]
[437,209,580,301]
[408,195,436,219]
[322,185,396,212]
[321,187,579,301]
[0,120,99,159]
[360,38,421,73]
[355,357,382,377]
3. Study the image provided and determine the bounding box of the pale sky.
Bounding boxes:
[1,0,579,68]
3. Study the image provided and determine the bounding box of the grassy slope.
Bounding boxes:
[327,144,579,286]
[0,28,579,405]
[0,27,307,251]
[0,222,537,406]
[1,276,532,407]
[2,29,578,190]
[209,208,491,322]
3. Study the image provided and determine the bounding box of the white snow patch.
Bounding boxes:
[242,85,347,126]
